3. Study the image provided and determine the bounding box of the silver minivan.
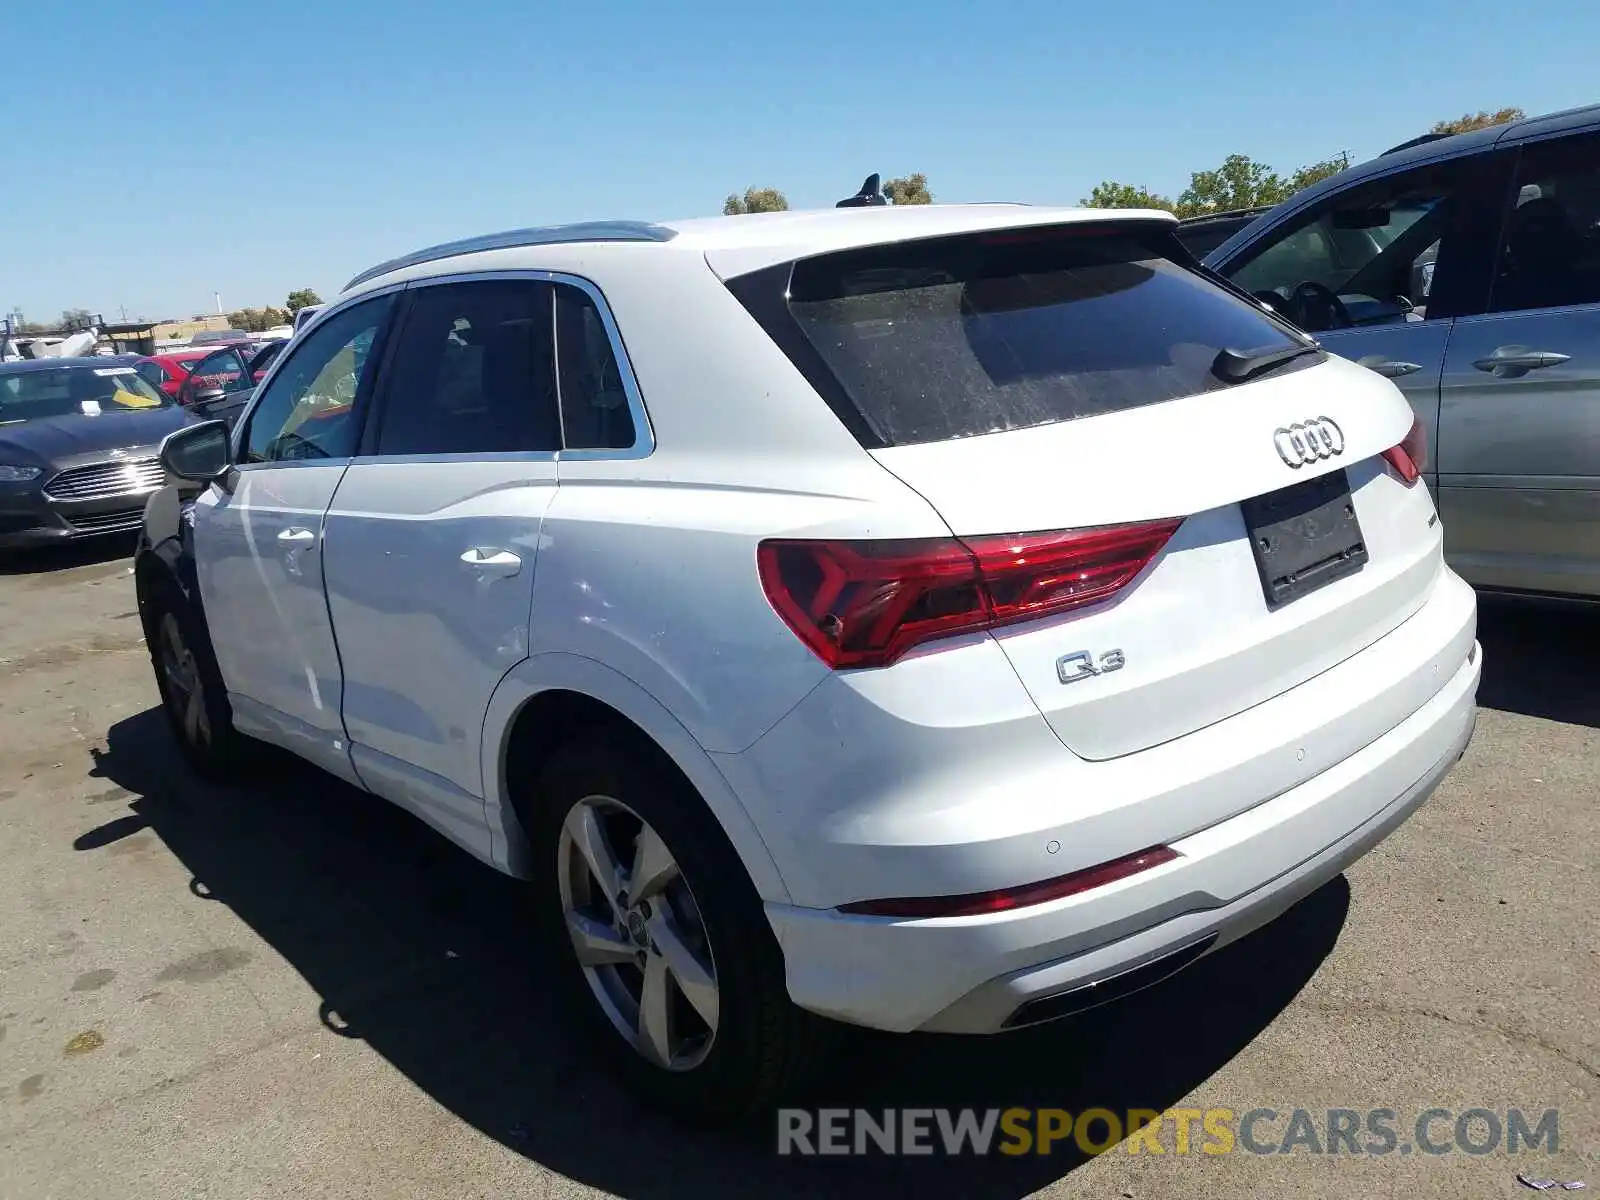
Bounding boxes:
[1206,103,1600,601]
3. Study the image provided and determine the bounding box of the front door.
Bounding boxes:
[321,278,562,832]
[1437,130,1600,597]
[1215,152,1508,492]
[192,293,396,781]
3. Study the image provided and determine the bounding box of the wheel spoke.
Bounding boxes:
[652,916,719,1031]
[565,910,635,966]
[565,804,624,915]
[183,688,206,744]
[638,954,675,1066]
[628,824,679,902]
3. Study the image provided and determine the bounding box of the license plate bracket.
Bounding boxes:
[1240,468,1367,609]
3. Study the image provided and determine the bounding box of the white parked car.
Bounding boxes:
[136,204,1481,1117]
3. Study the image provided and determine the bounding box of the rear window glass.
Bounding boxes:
[735,224,1305,447]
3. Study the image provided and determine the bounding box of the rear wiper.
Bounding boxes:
[1211,342,1321,384]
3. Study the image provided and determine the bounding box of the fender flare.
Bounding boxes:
[480,652,792,904]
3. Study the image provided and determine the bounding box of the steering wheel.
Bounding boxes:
[1252,290,1291,317]
[1288,281,1352,332]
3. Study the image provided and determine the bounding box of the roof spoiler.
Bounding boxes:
[836,174,888,208]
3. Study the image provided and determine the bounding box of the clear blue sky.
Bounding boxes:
[4,0,1596,323]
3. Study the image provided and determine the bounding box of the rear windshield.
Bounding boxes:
[729,223,1307,447]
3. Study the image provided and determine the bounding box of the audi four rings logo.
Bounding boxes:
[1273,417,1345,468]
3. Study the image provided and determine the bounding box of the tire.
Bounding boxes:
[528,728,834,1121]
[142,573,258,782]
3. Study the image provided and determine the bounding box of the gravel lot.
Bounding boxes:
[0,537,1595,1200]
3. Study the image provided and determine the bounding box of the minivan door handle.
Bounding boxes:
[460,547,523,576]
[1471,347,1571,378]
[277,527,316,543]
[1358,356,1424,379]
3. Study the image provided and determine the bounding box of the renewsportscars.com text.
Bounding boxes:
[776,1107,1560,1157]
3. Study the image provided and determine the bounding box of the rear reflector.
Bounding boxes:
[758,519,1181,669]
[839,846,1181,919]
[1381,415,1428,485]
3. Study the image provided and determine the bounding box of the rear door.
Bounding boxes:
[1437,129,1600,597]
[731,222,1436,761]
[1213,152,1509,492]
[321,277,561,825]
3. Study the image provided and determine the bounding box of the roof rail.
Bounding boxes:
[343,220,677,292]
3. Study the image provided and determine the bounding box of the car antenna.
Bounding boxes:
[836,174,888,207]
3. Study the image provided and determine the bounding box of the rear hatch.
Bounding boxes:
[725,220,1439,760]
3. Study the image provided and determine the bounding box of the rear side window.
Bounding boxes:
[555,283,636,450]
[729,224,1305,447]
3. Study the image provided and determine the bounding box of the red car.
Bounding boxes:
[133,350,211,400]
[174,341,287,407]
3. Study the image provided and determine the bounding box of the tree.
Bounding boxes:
[1287,152,1351,193]
[722,187,789,215]
[285,288,323,313]
[883,173,934,205]
[1080,181,1177,212]
[1430,107,1524,136]
[227,306,292,333]
[60,307,94,330]
[1176,154,1291,217]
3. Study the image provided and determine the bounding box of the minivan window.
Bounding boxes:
[730,224,1307,448]
[1490,132,1600,313]
[1222,162,1470,330]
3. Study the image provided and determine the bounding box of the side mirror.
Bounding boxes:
[160,420,234,483]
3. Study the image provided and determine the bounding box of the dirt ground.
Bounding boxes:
[0,537,1595,1199]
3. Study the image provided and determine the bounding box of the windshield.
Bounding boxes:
[0,365,174,424]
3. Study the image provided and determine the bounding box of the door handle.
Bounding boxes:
[460,547,523,574]
[1471,347,1571,377]
[277,527,316,544]
[1358,356,1424,379]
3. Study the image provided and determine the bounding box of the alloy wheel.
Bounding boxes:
[557,795,720,1071]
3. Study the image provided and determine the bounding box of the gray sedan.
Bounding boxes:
[0,358,193,548]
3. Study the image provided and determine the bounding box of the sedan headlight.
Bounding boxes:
[0,464,42,482]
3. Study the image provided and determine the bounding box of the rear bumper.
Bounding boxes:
[746,569,1480,1034]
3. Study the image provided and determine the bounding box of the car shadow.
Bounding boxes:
[85,707,1346,1198]
[1475,595,1599,728]
[0,533,136,576]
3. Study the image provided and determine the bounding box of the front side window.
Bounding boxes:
[1490,133,1600,313]
[242,295,393,463]
[555,284,636,450]
[373,280,559,456]
[1225,163,1468,331]
[189,349,245,392]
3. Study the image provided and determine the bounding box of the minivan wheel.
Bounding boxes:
[531,730,833,1120]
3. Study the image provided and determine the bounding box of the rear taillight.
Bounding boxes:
[1381,415,1428,485]
[757,519,1181,669]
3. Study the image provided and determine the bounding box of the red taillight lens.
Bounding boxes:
[1381,415,1428,485]
[840,846,1181,918]
[757,518,1181,669]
